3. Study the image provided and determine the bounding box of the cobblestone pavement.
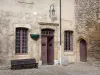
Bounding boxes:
[0,62,100,75]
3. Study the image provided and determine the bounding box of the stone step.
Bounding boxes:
[94,61,100,67]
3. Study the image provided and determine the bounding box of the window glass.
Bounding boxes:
[15,28,28,54]
[64,31,73,51]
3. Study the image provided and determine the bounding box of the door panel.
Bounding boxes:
[47,36,54,65]
[41,36,47,65]
[80,40,87,62]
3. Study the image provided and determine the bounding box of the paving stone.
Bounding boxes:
[0,63,100,75]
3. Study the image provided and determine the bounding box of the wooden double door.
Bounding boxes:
[41,35,54,65]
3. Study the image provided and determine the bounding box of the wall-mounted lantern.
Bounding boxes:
[49,4,57,21]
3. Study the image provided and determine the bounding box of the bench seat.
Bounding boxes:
[11,59,38,70]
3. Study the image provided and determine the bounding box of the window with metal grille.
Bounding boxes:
[64,31,73,51]
[15,28,28,54]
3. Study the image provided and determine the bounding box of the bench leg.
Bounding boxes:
[35,64,38,68]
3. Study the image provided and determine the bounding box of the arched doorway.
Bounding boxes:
[80,39,87,62]
[41,28,54,65]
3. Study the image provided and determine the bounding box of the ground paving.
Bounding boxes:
[0,62,100,75]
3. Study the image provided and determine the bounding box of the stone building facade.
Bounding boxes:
[0,0,100,67]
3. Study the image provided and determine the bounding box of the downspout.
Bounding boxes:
[59,0,62,65]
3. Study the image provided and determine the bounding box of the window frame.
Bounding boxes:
[15,28,28,54]
[64,31,73,52]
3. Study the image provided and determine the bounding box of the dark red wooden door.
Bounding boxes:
[47,36,54,65]
[80,39,87,62]
[41,36,47,65]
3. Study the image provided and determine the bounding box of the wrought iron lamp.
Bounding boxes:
[49,4,57,21]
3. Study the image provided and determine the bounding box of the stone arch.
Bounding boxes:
[76,37,88,62]
[41,28,55,36]
[12,25,31,60]
[41,28,55,31]
[38,23,59,65]
[16,27,28,29]
[14,24,31,30]
[79,39,87,62]
[40,26,56,31]
[41,28,55,65]
[77,36,88,44]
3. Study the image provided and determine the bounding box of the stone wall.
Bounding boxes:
[0,10,10,65]
[75,0,100,63]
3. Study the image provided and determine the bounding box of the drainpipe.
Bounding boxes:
[59,0,62,65]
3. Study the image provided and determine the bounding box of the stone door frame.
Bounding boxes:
[41,28,54,65]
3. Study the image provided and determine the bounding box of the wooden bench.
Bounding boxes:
[11,59,38,70]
